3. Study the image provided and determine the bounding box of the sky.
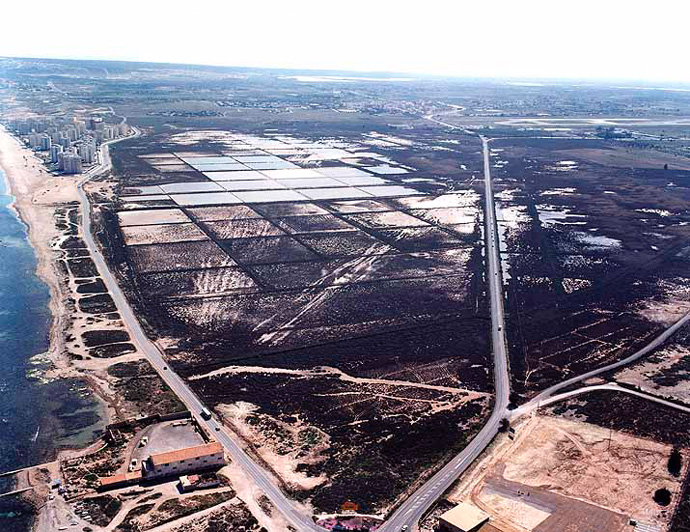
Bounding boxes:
[2,0,690,83]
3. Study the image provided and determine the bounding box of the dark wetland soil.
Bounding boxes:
[491,137,690,402]
[194,370,489,513]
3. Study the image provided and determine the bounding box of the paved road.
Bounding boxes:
[79,131,323,532]
[514,382,690,416]
[380,136,511,532]
[514,309,690,417]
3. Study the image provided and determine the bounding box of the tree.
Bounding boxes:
[669,448,683,477]
[654,488,672,507]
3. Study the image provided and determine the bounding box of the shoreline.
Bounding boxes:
[0,126,119,435]
[0,128,69,386]
[0,124,187,531]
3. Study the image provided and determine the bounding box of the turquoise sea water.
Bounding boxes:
[0,166,105,531]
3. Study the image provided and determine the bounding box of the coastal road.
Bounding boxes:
[380,136,511,532]
[79,132,323,532]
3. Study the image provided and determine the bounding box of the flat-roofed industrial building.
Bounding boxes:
[439,502,491,532]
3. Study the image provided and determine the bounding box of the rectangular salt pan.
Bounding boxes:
[261,169,323,179]
[190,163,249,172]
[203,170,268,182]
[365,165,410,175]
[233,190,309,203]
[180,156,238,165]
[220,180,286,192]
[360,185,422,197]
[244,161,299,170]
[279,177,345,189]
[160,182,224,194]
[171,192,242,206]
[334,176,390,186]
[297,187,373,200]
[118,208,190,226]
[233,155,285,163]
[316,167,373,178]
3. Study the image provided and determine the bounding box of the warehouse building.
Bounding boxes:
[98,470,142,490]
[143,442,225,479]
[439,502,490,532]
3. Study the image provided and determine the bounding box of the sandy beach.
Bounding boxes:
[0,127,144,419]
[0,127,149,531]
[0,127,78,377]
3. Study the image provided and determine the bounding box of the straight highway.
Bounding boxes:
[380,135,511,531]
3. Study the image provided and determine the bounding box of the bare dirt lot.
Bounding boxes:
[503,416,683,527]
[454,415,685,531]
[544,391,690,532]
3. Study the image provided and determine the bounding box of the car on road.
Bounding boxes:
[129,458,138,472]
[139,436,149,447]
[200,408,212,420]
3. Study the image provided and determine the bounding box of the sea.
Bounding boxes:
[0,165,105,532]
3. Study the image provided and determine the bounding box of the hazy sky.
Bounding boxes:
[2,0,689,83]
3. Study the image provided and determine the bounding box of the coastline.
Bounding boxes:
[0,124,187,531]
[0,125,121,430]
[0,127,111,529]
[0,127,75,385]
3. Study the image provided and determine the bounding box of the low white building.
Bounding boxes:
[439,502,490,532]
[143,442,225,479]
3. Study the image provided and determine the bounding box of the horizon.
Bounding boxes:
[4,54,690,90]
[3,0,690,85]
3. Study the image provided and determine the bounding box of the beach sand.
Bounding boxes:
[0,127,77,377]
[0,128,146,419]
